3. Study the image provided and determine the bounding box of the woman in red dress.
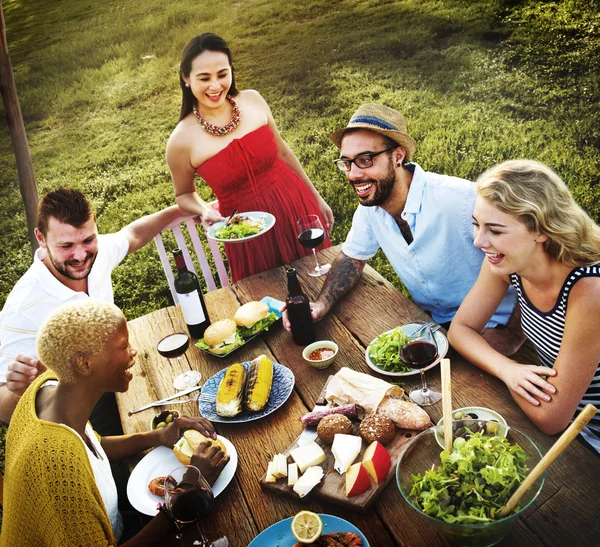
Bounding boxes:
[167,33,333,282]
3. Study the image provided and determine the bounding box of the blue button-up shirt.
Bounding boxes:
[342,163,516,326]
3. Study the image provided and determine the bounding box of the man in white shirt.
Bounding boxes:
[0,188,186,423]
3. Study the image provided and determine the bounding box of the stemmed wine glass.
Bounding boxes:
[297,214,331,277]
[164,465,214,542]
[400,323,442,406]
[156,319,201,391]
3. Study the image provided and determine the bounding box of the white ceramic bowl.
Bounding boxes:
[302,341,339,369]
[435,406,508,448]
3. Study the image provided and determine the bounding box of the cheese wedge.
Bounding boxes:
[290,442,326,473]
[287,463,299,487]
[293,466,324,497]
[331,434,362,474]
[265,461,276,483]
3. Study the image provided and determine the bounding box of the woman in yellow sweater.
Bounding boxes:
[0,300,228,546]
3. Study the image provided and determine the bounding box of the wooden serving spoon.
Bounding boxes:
[440,358,453,452]
[499,403,598,517]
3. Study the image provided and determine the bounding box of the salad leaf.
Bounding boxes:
[410,431,528,524]
[237,311,279,338]
[213,216,265,240]
[369,327,412,373]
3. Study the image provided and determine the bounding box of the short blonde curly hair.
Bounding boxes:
[36,300,126,383]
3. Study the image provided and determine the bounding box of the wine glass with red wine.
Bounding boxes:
[401,324,442,406]
[297,214,331,277]
[156,320,201,391]
[164,465,214,541]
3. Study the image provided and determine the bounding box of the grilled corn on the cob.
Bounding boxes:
[244,355,273,411]
[216,363,247,417]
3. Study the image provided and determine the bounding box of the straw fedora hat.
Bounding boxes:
[331,104,417,161]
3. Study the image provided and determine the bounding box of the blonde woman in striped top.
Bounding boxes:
[449,159,600,452]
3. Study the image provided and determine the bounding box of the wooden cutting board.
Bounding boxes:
[259,376,427,512]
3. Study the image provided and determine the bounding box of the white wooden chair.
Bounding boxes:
[154,202,230,304]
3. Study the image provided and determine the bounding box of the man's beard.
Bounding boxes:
[354,162,396,207]
[46,249,97,280]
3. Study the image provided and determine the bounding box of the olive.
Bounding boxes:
[453,437,466,450]
[470,422,480,433]
[455,427,466,438]
[165,413,174,424]
[156,421,167,429]
[486,421,499,436]
[466,412,479,419]
[453,411,465,420]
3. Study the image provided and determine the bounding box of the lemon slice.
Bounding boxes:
[291,511,323,544]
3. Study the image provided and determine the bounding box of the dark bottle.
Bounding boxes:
[286,268,315,346]
[172,249,210,339]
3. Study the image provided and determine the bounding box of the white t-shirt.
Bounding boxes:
[0,232,129,382]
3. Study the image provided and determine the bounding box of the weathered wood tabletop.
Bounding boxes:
[116,246,599,547]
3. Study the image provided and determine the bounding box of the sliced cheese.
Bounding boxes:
[273,453,288,478]
[290,442,326,473]
[292,465,324,497]
[287,463,299,487]
[265,461,276,483]
[331,434,362,474]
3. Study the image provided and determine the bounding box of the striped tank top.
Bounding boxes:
[510,266,600,452]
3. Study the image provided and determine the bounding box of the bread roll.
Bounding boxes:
[234,301,269,327]
[376,396,432,431]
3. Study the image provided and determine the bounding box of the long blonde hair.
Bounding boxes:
[476,159,600,266]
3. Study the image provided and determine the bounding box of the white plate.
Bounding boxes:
[207,211,276,243]
[365,323,449,377]
[126,435,237,516]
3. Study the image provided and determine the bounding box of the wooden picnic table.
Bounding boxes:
[116,245,599,547]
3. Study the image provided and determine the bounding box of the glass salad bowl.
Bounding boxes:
[396,421,544,546]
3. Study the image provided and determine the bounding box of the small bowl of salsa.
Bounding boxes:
[302,341,339,369]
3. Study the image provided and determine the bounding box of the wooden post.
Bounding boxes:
[0,0,38,255]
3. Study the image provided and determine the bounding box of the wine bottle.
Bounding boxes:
[285,268,315,346]
[172,249,210,339]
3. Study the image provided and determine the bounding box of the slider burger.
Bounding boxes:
[234,301,278,338]
[173,429,227,465]
[197,318,243,355]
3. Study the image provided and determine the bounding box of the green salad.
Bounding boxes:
[368,327,412,373]
[213,215,265,240]
[410,431,528,524]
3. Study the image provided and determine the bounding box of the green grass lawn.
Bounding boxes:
[0,0,599,318]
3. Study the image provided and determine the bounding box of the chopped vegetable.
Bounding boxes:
[213,215,266,240]
[369,327,412,373]
[300,404,358,425]
[410,431,528,524]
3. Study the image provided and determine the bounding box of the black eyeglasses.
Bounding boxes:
[334,147,394,172]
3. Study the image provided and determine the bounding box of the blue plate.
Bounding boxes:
[248,514,370,546]
[199,361,294,423]
[195,296,284,359]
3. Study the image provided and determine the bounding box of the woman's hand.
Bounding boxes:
[500,364,558,406]
[157,415,217,448]
[317,197,334,232]
[196,207,223,228]
[190,441,230,486]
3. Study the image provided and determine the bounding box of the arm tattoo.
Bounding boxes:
[317,252,365,311]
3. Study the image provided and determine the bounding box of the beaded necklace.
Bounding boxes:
[193,95,241,136]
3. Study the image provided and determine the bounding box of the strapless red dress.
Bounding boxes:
[197,124,331,282]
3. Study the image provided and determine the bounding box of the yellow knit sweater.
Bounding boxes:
[0,372,116,546]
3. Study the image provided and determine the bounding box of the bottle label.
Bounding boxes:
[176,290,206,325]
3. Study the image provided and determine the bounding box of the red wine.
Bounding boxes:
[286,268,315,346]
[298,228,325,249]
[168,483,214,523]
[400,341,438,369]
[172,249,211,339]
[157,333,190,359]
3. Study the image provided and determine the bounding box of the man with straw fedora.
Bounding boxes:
[284,103,520,351]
